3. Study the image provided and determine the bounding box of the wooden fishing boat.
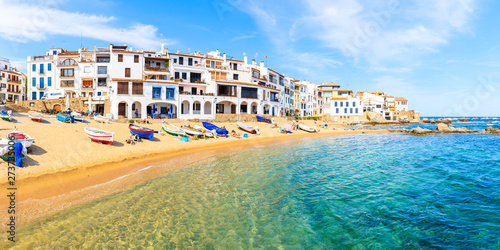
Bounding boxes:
[28,111,43,122]
[71,112,85,122]
[161,123,185,136]
[129,124,154,140]
[57,112,74,123]
[7,127,35,148]
[193,125,217,138]
[298,124,319,133]
[202,122,228,137]
[84,125,115,145]
[94,114,109,123]
[0,139,27,161]
[256,115,273,123]
[0,110,12,121]
[236,122,260,134]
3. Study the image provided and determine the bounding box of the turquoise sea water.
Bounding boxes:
[3,134,500,249]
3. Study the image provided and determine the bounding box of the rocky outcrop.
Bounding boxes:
[366,112,385,123]
[485,127,500,134]
[395,123,478,135]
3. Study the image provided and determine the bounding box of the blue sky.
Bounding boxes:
[1,0,499,116]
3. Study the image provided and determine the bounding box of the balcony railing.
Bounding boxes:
[144,66,169,72]
[61,82,75,87]
[179,91,214,96]
[7,79,22,84]
[82,84,93,89]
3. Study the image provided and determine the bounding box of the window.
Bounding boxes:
[335,102,337,107]
[188,58,193,66]
[132,82,143,95]
[346,102,349,107]
[233,74,239,80]
[232,63,238,70]
[193,102,200,111]
[336,108,339,113]
[39,78,44,88]
[340,102,343,107]
[98,66,107,74]
[97,92,102,96]
[190,72,201,82]
[61,80,74,87]
[355,108,359,113]
[48,77,52,86]
[32,64,36,72]
[32,78,36,87]
[211,61,215,68]
[344,108,347,113]
[39,92,44,99]
[241,87,257,98]
[98,78,107,87]
[97,57,110,63]
[174,72,180,79]
[32,92,37,100]
[166,88,175,99]
[152,87,161,98]
[353,102,356,107]
[173,58,177,64]
[350,108,353,114]
[216,104,224,113]
[179,57,184,65]
[125,68,131,77]
[61,59,76,65]
[118,54,123,62]
[134,55,139,63]
[61,68,74,77]
[181,72,187,80]
[117,82,129,94]
[40,64,44,73]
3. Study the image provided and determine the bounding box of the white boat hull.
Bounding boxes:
[298,124,318,133]
[85,126,115,145]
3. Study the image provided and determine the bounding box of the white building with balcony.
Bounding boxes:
[0,57,25,102]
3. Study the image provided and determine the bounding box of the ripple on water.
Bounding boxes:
[1,134,500,249]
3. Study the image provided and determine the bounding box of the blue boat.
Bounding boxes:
[57,112,74,123]
[129,124,155,140]
[256,116,273,123]
[202,122,228,137]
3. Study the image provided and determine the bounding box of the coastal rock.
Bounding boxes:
[399,116,409,122]
[460,118,467,122]
[437,123,451,132]
[410,127,432,135]
[485,127,500,134]
[366,112,385,123]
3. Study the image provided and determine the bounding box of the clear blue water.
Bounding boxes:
[2,134,500,249]
[350,117,500,131]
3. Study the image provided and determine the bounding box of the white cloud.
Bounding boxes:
[0,1,170,50]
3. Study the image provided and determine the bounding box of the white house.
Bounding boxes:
[0,57,25,102]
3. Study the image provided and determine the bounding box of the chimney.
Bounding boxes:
[243,55,248,65]
[260,61,264,67]
[223,53,226,63]
[252,59,256,66]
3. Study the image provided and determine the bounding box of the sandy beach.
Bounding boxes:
[0,112,390,227]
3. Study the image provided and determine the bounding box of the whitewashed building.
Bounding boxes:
[0,57,25,102]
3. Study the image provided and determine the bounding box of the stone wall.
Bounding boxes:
[186,114,273,123]
[19,97,91,113]
[393,110,420,122]
[322,113,366,123]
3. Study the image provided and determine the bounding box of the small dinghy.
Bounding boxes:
[57,112,74,123]
[162,122,185,136]
[298,124,319,133]
[94,114,109,123]
[0,109,12,121]
[72,112,85,122]
[202,122,228,137]
[236,122,260,134]
[28,111,43,122]
[256,116,273,123]
[129,124,154,140]
[85,125,115,145]
[7,127,35,148]
[193,125,217,138]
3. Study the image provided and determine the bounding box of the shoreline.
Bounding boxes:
[1,127,389,228]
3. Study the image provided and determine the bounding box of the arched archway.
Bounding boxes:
[263,104,271,115]
[204,101,212,115]
[181,100,190,115]
[132,101,142,118]
[216,101,237,114]
[240,101,248,114]
[192,101,201,115]
[250,102,258,114]
[118,101,128,117]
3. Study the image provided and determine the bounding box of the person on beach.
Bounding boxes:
[126,135,135,145]
[135,109,138,118]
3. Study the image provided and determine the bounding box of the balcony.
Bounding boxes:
[33,55,54,61]
[7,78,22,84]
[144,65,169,72]
[179,91,214,96]
[61,82,75,87]
[82,83,93,89]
